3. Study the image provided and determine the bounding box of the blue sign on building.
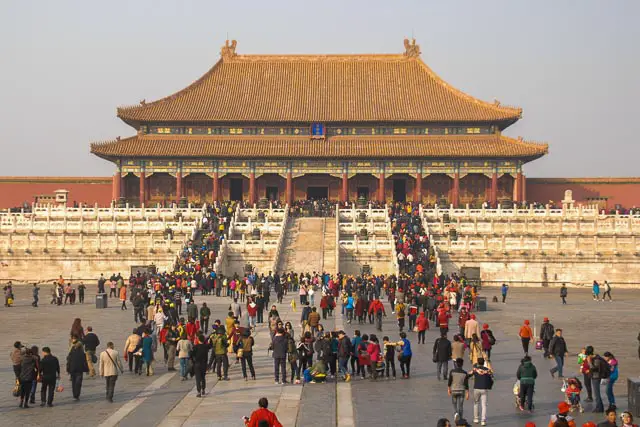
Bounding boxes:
[311,123,325,138]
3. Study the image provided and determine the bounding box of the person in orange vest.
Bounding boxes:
[519,320,533,356]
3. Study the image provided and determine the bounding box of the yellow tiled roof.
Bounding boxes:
[117,40,521,124]
[90,134,547,161]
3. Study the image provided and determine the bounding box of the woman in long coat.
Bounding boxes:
[141,331,154,376]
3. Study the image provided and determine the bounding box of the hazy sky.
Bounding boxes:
[1,1,638,178]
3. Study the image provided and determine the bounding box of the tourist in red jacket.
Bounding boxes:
[244,397,283,427]
[416,312,429,344]
[438,308,451,335]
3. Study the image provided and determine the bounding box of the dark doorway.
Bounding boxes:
[266,186,279,201]
[307,186,328,200]
[230,178,243,201]
[357,186,369,201]
[393,179,406,202]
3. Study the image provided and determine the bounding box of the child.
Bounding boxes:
[565,377,584,413]
[383,336,397,379]
[577,347,587,367]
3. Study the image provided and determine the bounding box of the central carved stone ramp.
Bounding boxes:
[277,217,336,274]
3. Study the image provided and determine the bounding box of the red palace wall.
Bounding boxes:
[1,176,640,210]
[0,177,112,208]
[526,178,640,210]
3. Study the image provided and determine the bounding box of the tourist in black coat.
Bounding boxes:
[67,338,89,400]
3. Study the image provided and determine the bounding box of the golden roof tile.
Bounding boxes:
[117,39,522,125]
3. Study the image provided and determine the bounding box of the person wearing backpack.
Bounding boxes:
[588,350,607,413]
[471,357,493,426]
[240,330,256,381]
[285,328,299,384]
[480,324,495,362]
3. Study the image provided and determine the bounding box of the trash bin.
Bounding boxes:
[628,378,640,417]
[95,293,107,309]
[476,296,487,312]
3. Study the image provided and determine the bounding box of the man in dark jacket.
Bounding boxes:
[448,358,470,421]
[471,358,492,425]
[337,331,352,382]
[83,326,100,378]
[39,347,60,407]
[588,351,606,413]
[271,328,288,384]
[516,356,537,411]
[549,329,569,379]
[539,317,555,358]
[433,333,452,380]
[67,338,88,400]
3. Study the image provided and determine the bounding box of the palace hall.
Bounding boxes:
[90,39,548,207]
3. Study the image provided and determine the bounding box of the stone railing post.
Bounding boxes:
[593,235,598,253]
[483,235,488,251]
[97,234,102,252]
[241,233,246,252]
[556,236,561,253]
[501,235,506,251]
[538,236,543,251]
[473,217,478,234]
[129,218,133,233]
[575,236,580,252]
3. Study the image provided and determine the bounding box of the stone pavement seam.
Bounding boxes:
[334,315,354,427]
[98,372,175,427]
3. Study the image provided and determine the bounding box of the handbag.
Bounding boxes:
[12,379,20,397]
[535,340,543,350]
[91,352,98,364]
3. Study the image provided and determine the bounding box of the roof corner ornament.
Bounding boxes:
[140,99,146,105]
[493,98,501,107]
[403,38,421,58]
[116,136,121,141]
[517,136,523,142]
[221,39,238,61]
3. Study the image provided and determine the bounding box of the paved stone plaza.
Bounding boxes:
[1,285,638,426]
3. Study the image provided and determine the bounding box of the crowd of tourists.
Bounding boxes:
[4,199,636,427]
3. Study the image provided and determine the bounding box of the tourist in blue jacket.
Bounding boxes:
[398,332,412,378]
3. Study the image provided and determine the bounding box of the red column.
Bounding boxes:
[249,172,256,204]
[522,174,527,203]
[286,172,293,205]
[341,173,348,203]
[491,172,498,207]
[514,172,522,202]
[212,172,219,202]
[176,171,182,201]
[415,173,422,203]
[139,172,146,206]
[112,172,121,202]
[452,172,460,207]
[378,174,385,203]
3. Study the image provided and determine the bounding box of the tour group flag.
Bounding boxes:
[290,298,297,312]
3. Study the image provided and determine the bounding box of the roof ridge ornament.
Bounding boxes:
[221,39,238,61]
[403,38,421,58]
